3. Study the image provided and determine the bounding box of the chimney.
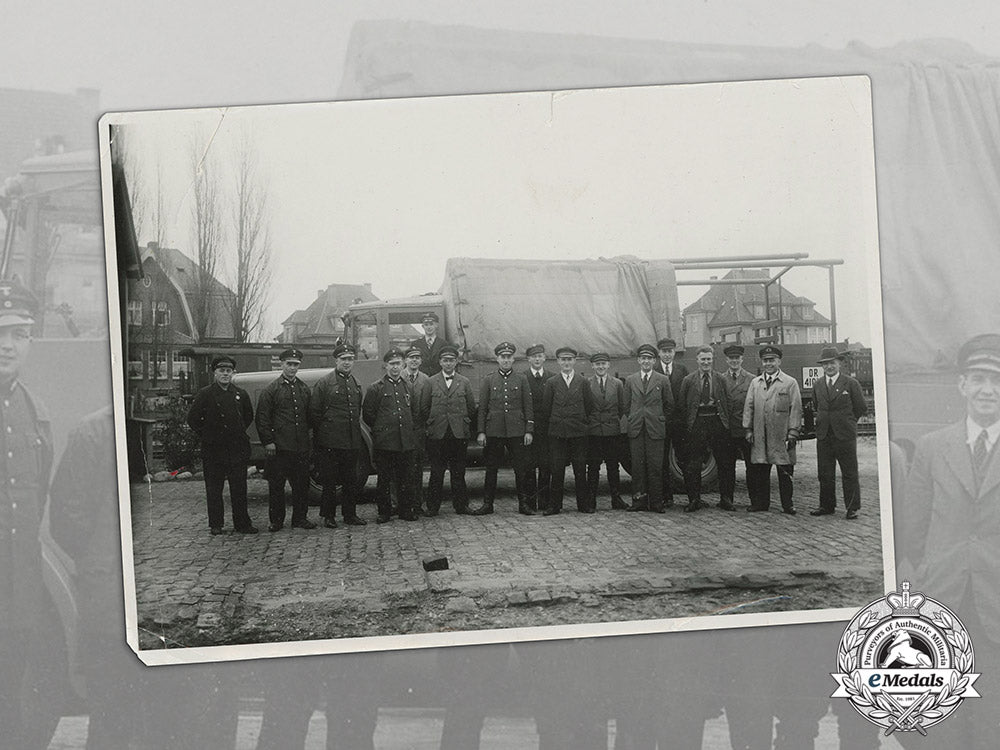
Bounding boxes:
[317,289,324,299]
[363,282,372,292]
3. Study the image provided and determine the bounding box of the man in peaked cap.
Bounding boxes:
[409,311,452,376]
[656,336,689,506]
[810,347,867,519]
[0,279,58,744]
[523,343,554,512]
[476,341,534,515]
[586,351,628,509]
[187,353,258,534]
[255,348,316,532]
[623,344,674,512]
[721,344,756,509]
[542,346,595,513]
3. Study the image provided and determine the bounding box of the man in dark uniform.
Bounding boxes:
[310,343,367,527]
[419,345,477,515]
[624,344,674,512]
[0,280,55,747]
[523,343,553,512]
[810,347,868,519]
[476,342,535,515]
[403,345,431,515]
[678,346,735,512]
[255,347,316,532]
[542,346,595,514]
[410,311,449,376]
[363,347,420,523]
[187,355,258,534]
[656,337,689,506]
[720,344,756,509]
[586,352,628,510]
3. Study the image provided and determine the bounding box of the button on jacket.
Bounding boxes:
[363,376,419,451]
[543,375,594,438]
[477,370,534,438]
[526,369,554,437]
[587,375,626,436]
[310,370,364,449]
[814,373,867,440]
[722,368,756,437]
[186,382,254,462]
[678,370,733,430]
[255,375,312,453]
[420,371,477,440]
[623,370,674,439]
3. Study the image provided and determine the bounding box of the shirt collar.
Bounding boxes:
[562,372,574,384]
[966,417,1000,451]
[827,373,840,387]
[531,368,545,377]
[498,368,512,377]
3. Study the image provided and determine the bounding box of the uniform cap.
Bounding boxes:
[589,352,610,363]
[555,346,578,358]
[525,344,546,357]
[494,341,516,356]
[279,347,303,362]
[383,347,406,362]
[404,345,422,358]
[759,345,783,359]
[723,345,745,357]
[439,344,460,358]
[0,279,38,327]
[656,337,677,350]
[211,355,237,370]
[636,344,658,358]
[332,343,355,358]
[421,312,440,323]
[958,333,1000,375]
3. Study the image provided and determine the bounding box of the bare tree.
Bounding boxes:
[226,131,272,343]
[188,131,225,341]
[113,125,148,244]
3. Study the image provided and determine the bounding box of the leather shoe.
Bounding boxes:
[324,517,339,529]
[292,519,317,530]
[782,508,797,516]
[400,511,420,521]
[518,504,537,516]
[580,507,596,514]
[268,522,283,533]
[469,504,494,516]
[718,501,736,511]
[453,506,470,515]
[542,507,561,516]
[846,509,859,520]
[236,525,259,534]
[810,508,835,516]
[651,506,666,514]
[684,502,703,513]
[376,515,392,524]
[611,496,631,510]
[210,527,223,535]
[343,516,367,526]
[747,506,768,513]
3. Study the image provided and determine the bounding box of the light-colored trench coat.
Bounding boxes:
[742,370,803,465]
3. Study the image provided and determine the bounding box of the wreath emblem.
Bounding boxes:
[832,582,980,735]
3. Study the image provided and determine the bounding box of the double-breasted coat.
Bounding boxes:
[410,336,450,376]
[477,370,534,438]
[587,374,626,436]
[420,371,477,440]
[543,374,594,438]
[255,375,312,453]
[309,370,364,450]
[742,370,802,465]
[187,382,254,463]
[362,376,419,452]
[623,370,674,438]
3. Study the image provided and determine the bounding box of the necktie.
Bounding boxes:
[732,371,738,381]
[828,377,834,389]
[535,372,542,381]
[600,377,606,395]
[700,372,711,405]
[444,375,453,389]
[642,373,649,387]
[765,376,773,389]
[974,429,990,480]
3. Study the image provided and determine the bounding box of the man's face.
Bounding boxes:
[822,359,842,377]
[697,351,714,372]
[658,347,675,365]
[528,353,546,370]
[726,355,743,371]
[385,356,404,379]
[213,365,234,387]
[405,353,422,372]
[593,360,610,377]
[761,356,781,375]
[281,359,301,379]
[440,355,458,375]
[959,369,1000,425]
[638,354,655,372]
[558,354,576,374]
[422,320,438,338]
[496,353,514,371]
[0,324,31,381]
[335,353,354,375]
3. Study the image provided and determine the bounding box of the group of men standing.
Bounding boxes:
[186,306,869,532]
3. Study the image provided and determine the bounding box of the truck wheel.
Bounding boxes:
[669,446,718,488]
[307,451,374,504]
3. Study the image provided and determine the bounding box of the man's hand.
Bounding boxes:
[477,432,486,447]
[523,433,533,446]
[744,430,753,443]
[264,442,277,457]
[786,436,797,451]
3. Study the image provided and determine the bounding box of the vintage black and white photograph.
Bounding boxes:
[101,76,891,664]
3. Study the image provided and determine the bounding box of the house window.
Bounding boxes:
[154,301,170,326]
[754,304,765,319]
[127,300,143,326]
[152,351,168,382]
[128,352,145,380]
[172,352,190,379]
[803,306,814,320]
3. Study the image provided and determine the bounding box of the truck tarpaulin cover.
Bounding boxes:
[440,256,681,360]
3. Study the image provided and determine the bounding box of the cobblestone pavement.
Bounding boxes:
[131,439,885,644]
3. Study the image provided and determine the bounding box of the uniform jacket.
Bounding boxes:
[410,336,451,376]
[814,373,867,440]
[587,374,626,436]
[678,369,733,430]
[543,373,595,438]
[309,370,364,450]
[186,382,253,461]
[623,370,674,440]
[742,370,802,465]
[656,360,689,421]
[0,379,52,630]
[905,420,1000,642]
[255,375,311,452]
[362,375,419,452]
[525,368,555,436]
[477,369,534,438]
[420,371,477,440]
[721,368,757,436]
[403,369,430,438]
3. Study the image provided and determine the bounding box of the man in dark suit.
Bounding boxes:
[310,343,367,527]
[586,352,628,509]
[624,344,674,512]
[809,347,868,519]
[420,345,477,515]
[410,311,449,376]
[187,355,258,534]
[403,345,431,514]
[656,337,689,505]
[678,346,735,512]
[721,344,756,509]
[476,342,535,515]
[523,343,553,512]
[542,346,595,514]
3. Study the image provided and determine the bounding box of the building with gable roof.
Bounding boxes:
[279,282,378,345]
[683,269,832,348]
